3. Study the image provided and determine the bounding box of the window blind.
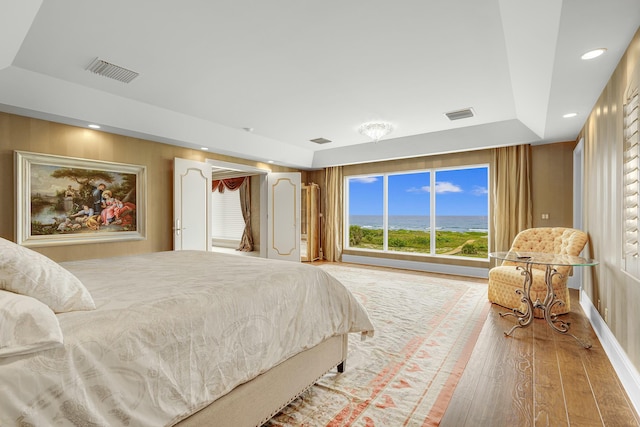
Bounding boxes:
[624,87,639,264]
[211,189,245,245]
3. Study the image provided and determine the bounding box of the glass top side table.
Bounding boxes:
[489,251,598,348]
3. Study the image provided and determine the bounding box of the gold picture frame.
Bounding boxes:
[15,151,147,247]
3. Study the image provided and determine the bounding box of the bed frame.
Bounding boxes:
[175,334,348,427]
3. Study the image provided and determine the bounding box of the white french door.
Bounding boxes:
[173,157,211,251]
[267,172,301,262]
[173,158,300,261]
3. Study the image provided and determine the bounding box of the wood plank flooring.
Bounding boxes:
[309,262,638,426]
[441,289,640,427]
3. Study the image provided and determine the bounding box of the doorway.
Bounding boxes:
[208,159,270,256]
[174,158,302,261]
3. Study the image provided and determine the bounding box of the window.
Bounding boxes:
[388,172,430,253]
[346,175,384,250]
[211,189,245,248]
[434,168,489,256]
[345,165,489,259]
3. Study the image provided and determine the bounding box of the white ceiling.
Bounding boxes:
[0,0,638,169]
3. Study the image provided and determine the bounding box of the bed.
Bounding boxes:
[0,238,374,426]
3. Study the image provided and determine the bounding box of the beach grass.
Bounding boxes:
[349,225,488,258]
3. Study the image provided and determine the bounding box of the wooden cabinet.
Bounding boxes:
[301,183,321,262]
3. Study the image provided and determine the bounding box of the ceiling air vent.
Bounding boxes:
[310,137,332,144]
[445,108,475,121]
[86,57,139,83]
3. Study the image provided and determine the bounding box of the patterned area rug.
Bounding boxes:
[266,263,489,427]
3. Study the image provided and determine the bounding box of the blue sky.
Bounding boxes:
[348,167,488,216]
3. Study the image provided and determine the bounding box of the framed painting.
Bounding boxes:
[15,151,147,247]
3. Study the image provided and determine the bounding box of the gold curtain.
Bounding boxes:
[323,166,343,261]
[492,144,533,252]
[237,178,254,252]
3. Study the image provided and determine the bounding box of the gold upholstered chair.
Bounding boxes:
[488,227,588,317]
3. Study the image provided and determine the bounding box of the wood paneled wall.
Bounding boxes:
[531,141,576,228]
[0,112,291,262]
[342,149,492,175]
[580,27,640,372]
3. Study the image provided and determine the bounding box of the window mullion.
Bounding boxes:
[383,174,389,251]
[430,170,436,255]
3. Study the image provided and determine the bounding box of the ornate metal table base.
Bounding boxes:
[499,262,592,349]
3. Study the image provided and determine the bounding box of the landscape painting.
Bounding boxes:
[15,151,146,247]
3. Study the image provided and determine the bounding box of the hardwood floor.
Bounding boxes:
[441,289,640,427]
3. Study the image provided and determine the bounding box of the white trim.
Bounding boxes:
[580,289,640,415]
[206,159,270,175]
[341,254,488,279]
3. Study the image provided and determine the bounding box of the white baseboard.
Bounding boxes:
[341,254,488,279]
[580,290,640,415]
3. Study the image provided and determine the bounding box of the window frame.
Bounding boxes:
[344,163,490,259]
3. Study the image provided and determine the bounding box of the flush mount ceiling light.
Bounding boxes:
[358,121,394,142]
[563,112,578,118]
[581,48,607,60]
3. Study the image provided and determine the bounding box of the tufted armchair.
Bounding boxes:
[488,227,588,317]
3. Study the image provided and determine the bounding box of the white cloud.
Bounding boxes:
[435,181,462,193]
[352,176,378,184]
[406,186,430,193]
[406,182,465,193]
[471,185,488,196]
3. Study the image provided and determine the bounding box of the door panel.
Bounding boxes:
[173,158,211,251]
[267,172,301,261]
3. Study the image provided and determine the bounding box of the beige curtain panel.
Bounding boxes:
[323,166,343,262]
[237,178,254,252]
[492,144,533,253]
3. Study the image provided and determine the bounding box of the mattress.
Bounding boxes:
[0,251,373,426]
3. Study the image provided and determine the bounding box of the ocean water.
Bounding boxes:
[349,215,488,233]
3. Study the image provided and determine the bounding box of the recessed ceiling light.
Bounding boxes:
[201,147,209,151]
[563,112,578,118]
[88,124,101,129]
[581,48,607,60]
[267,160,274,164]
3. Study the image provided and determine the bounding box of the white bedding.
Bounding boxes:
[0,251,374,426]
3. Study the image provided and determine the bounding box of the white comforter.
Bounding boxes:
[0,251,373,426]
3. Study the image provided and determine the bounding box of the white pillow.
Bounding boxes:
[0,238,95,313]
[0,290,64,357]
